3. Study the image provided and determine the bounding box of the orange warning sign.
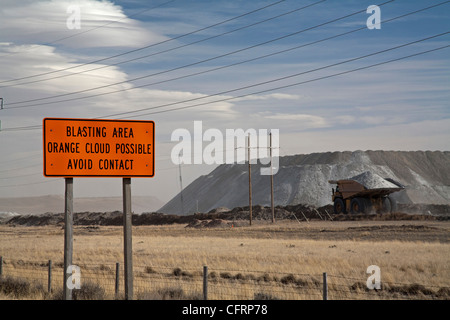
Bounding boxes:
[43,118,154,177]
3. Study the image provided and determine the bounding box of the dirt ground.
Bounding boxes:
[164,219,450,243]
[2,202,450,243]
[3,219,447,243]
[228,219,450,242]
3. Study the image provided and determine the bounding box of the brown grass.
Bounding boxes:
[0,220,449,299]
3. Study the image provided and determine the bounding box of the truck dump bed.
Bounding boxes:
[328,171,404,200]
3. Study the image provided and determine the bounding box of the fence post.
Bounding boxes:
[203,265,208,300]
[323,272,328,300]
[115,262,120,299]
[0,256,3,277]
[48,260,52,293]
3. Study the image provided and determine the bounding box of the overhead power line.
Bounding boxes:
[3,0,394,108]
[7,0,443,114]
[0,0,286,85]
[0,178,61,189]
[109,40,450,118]
[0,1,326,89]
[1,1,447,134]
[137,46,450,116]
[2,0,327,102]
[2,33,448,131]
[0,0,177,59]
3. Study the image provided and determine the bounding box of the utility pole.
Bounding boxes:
[0,98,3,132]
[178,156,185,215]
[248,135,252,226]
[270,132,275,223]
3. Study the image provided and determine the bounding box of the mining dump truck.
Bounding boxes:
[328,172,405,214]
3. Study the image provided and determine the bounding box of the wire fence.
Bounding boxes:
[0,256,449,300]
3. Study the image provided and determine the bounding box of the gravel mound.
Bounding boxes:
[159,151,450,214]
[349,171,399,189]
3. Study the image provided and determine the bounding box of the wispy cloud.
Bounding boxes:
[0,0,166,48]
[265,113,328,129]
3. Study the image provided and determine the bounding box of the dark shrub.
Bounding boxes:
[280,274,296,285]
[254,292,280,300]
[73,282,105,300]
[0,276,32,298]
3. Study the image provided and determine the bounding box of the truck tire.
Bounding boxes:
[381,197,391,214]
[363,198,373,213]
[333,198,346,214]
[387,196,398,213]
[350,198,366,214]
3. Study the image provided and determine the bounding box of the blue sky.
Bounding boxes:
[0,0,449,203]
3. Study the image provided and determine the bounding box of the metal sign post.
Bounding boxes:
[63,177,73,300]
[122,177,133,300]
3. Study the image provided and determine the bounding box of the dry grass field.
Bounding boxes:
[0,219,449,300]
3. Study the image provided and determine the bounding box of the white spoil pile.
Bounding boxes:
[159,151,450,214]
[349,171,398,189]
